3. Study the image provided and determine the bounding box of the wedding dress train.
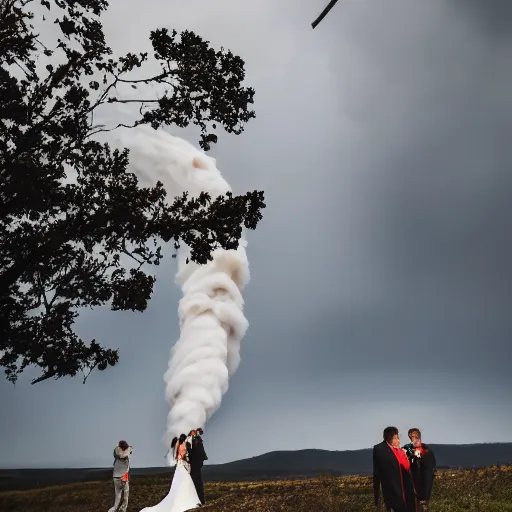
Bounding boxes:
[139,460,201,512]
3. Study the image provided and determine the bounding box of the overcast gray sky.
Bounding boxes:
[1,0,512,468]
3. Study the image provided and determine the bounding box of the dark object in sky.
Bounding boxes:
[312,0,340,29]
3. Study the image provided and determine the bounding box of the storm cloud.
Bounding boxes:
[1,0,511,468]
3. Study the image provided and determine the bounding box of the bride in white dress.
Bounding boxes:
[140,434,201,512]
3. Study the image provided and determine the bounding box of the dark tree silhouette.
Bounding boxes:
[0,0,265,385]
[312,0,340,29]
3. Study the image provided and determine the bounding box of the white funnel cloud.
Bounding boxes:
[118,126,250,466]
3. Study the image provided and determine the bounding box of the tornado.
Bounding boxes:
[118,126,250,465]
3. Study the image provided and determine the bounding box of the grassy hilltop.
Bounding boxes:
[1,465,512,512]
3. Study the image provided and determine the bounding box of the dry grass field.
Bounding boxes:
[1,466,511,512]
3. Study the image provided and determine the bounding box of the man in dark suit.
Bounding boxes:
[189,428,208,505]
[373,426,416,512]
[402,428,436,512]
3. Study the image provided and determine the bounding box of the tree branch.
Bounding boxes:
[117,72,172,84]
[31,371,56,385]
[87,121,139,138]
[312,0,340,29]
[108,98,160,104]
[82,364,97,384]
[36,272,50,312]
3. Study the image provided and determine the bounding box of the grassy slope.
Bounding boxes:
[1,466,511,512]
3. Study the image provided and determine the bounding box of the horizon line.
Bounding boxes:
[2,441,512,471]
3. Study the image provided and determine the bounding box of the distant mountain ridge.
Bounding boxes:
[204,443,512,478]
[1,443,511,491]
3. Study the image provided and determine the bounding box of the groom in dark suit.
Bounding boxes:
[402,428,436,512]
[189,428,208,505]
[373,426,416,512]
